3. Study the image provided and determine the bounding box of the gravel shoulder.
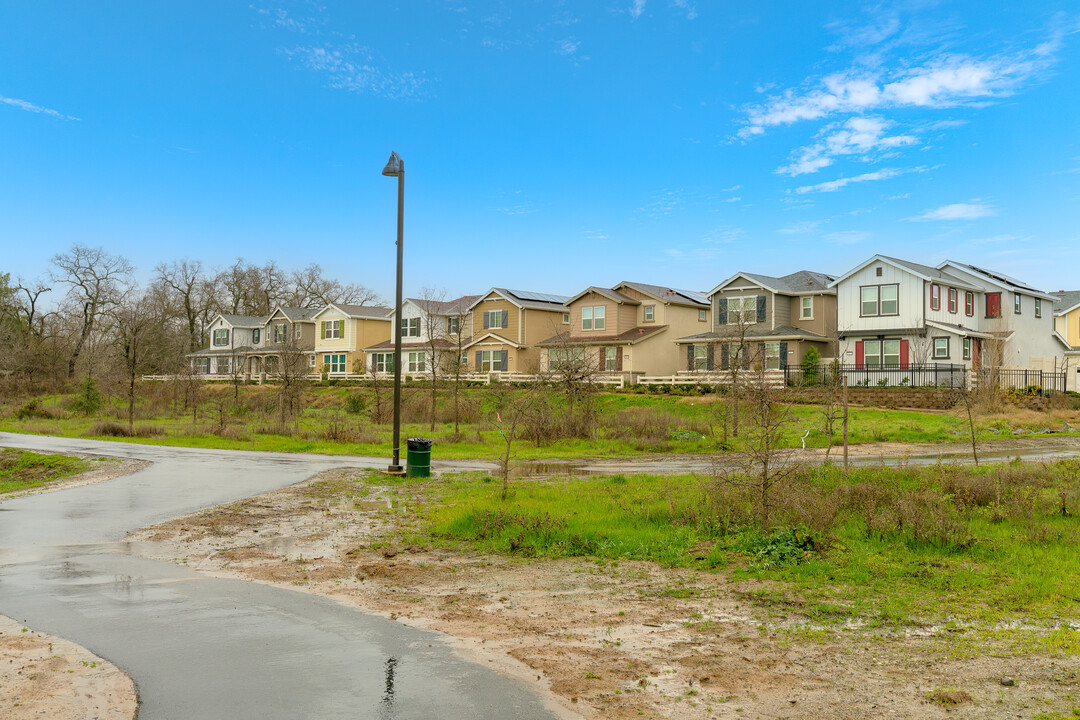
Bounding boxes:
[0,614,137,720]
[128,467,1080,720]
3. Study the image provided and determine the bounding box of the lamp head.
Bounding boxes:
[382,152,403,177]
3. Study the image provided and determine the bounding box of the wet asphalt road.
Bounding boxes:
[0,432,562,720]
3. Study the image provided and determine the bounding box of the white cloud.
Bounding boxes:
[909,202,996,221]
[630,0,647,20]
[794,168,905,194]
[778,220,821,234]
[280,45,424,99]
[721,184,742,192]
[722,196,741,203]
[0,94,79,121]
[779,116,919,176]
[671,0,697,20]
[556,38,581,56]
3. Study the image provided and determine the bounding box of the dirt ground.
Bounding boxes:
[128,467,1080,720]
[0,614,137,720]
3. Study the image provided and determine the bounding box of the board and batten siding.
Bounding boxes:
[836,262,925,333]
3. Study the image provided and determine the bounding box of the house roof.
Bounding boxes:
[828,255,981,291]
[565,286,641,306]
[312,303,393,321]
[1052,290,1080,315]
[363,337,466,351]
[466,288,571,313]
[616,281,709,307]
[187,346,259,357]
[214,314,268,328]
[406,295,482,316]
[268,306,321,323]
[462,331,524,349]
[536,325,668,347]
[937,261,1056,300]
[672,326,829,344]
[710,270,836,297]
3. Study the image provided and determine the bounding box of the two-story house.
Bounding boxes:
[831,255,1064,370]
[675,271,836,371]
[1053,291,1080,390]
[310,303,393,376]
[364,295,479,375]
[258,306,320,374]
[188,313,268,376]
[462,288,570,373]
[537,281,710,377]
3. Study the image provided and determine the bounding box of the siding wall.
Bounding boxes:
[471,294,522,343]
[836,262,925,333]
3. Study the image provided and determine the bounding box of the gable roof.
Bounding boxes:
[214,313,268,328]
[615,281,709,307]
[565,286,641,306]
[938,261,1057,300]
[405,294,482,316]
[466,288,570,313]
[312,303,393,321]
[710,270,836,297]
[829,255,980,291]
[266,306,322,323]
[1052,290,1080,315]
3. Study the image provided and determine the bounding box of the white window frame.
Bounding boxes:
[274,323,287,343]
[309,354,317,367]
[401,317,420,337]
[693,345,708,370]
[860,284,898,317]
[1014,293,1022,314]
[213,329,229,346]
[962,337,971,360]
[965,291,975,317]
[447,317,460,335]
[643,305,654,323]
[582,306,605,331]
[407,351,426,373]
[1035,298,1042,318]
[324,319,341,339]
[604,347,617,372]
[728,296,757,324]
[562,313,570,324]
[800,296,813,320]
[933,337,949,359]
[863,339,901,368]
[698,309,707,322]
[372,353,394,373]
[764,342,781,370]
[323,353,347,373]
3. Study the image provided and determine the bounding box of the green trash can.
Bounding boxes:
[406,437,433,477]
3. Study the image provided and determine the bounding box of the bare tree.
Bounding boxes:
[50,244,134,378]
[710,295,766,439]
[541,318,604,437]
[418,287,449,432]
[489,383,548,500]
[112,292,166,433]
[290,263,380,308]
[155,260,213,352]
[445,299,473,435]
[273,329,311,428]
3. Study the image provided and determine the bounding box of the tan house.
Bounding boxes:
[676,271,837,371]
[260,306,320,373]
[537,281,711,377]
[462,288,571,373]
[311,303,393,375]
[1052,290,1080,390]
[363,295,479,375]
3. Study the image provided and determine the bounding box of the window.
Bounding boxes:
[562,313,570,324]
[933,337,949,359]
[860,284,898,316]
[479,349,508,372]
[446,317,460,335]
[213,329,229,346]
[372,353,394,373]
[309,354,316,367]
[322,319,341,339]
[401,317,420,337]
[252,329,261,345]
[605,347,618,372]
[728,296,758,324]
[800,296,813,319]
[693,345,708,370]
[482,310,508,330]
[407,352,426,373]
[698,309,707,322]
[1014,293,1022,314]
[643,305,654,322]
[581,306,606,331]
[875,266,883,277]
[863,339,901,368]
[274,323,287,343]
[930,284,941,311]
[195,358,210,374]
[218,358,231,374]
[764,343,781,370]
[965,292,974,317]
[948,288,957,314]
[323,354,347,373]
[962,337,971,360]
[549,348,584,370]
[1035,298,1042,318]
[986,292,1001,318]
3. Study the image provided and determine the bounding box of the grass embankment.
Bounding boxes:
[2,384,1077,459]
[0,449,89,494]
[419,460,1080,640]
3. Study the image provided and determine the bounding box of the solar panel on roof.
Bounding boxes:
[506,289,570,303]
[967,265,1037,291]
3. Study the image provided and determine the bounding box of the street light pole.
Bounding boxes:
[382,151,405,473]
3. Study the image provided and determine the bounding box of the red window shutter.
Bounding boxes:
[855,340,864,369]
[900,339,909,368]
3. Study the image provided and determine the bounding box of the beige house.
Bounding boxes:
[1052,290,1080,390]
[260,306,320,373]
[462,288,570,373]
[311,303,393,375]
[537,281,711,377]
[676,271,837,371]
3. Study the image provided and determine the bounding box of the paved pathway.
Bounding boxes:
[0,433,564,720]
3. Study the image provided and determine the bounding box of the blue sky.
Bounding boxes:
[2,1,1078,302]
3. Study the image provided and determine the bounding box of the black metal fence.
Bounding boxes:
[978,368,1067,396]
[784,363,968,389]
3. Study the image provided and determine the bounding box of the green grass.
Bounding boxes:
[4,385,1073,460]
[0,448,90,494]
[419,461,1080,631]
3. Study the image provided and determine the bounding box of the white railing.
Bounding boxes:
[637,370,785,388]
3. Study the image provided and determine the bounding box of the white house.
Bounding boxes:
[187,313,267,375]
[363,294,479,374]
[831,255,1065,371]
